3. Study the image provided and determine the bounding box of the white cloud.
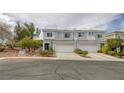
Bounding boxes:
[3,13,118,29]
[0,13,16,26]
[0,13,120,38]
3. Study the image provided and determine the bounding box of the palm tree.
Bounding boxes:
[23,22,35,39]
[14,22,36,41]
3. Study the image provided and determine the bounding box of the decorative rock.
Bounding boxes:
[18,50,29,56]
[35,47,42,52]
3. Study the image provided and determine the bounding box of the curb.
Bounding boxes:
[57,58,124,62]
[0,58,6,60]
[0,57,57,60]
[0,57,123,62]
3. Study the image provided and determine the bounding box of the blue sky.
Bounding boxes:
[107,14,124,31]
[0,13,124,32]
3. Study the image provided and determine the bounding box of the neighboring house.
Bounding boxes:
[42,29,106,53]
[105,31,124,40]
[105,31,124,52]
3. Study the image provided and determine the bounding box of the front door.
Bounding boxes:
[121,45,124,52]
[45,43,49,50]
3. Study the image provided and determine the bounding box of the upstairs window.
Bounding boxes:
[47,32,52,37]
[89,32,94,36]
[78,32,84,37]
[89,32,91,36]
[92,32,94,35]
[65,33,70,38]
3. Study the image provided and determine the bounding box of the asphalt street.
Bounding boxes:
[0,59,124,80]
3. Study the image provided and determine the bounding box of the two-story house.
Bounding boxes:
[42,29,106,53]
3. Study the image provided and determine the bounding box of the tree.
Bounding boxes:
[14,22,36,41]
[14,22,24,41]
[107,39,123,52]
[17,37,34,51]
[23,22,35,39]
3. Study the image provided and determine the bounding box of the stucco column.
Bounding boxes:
[74,34,78,49]
[43,40,45,51]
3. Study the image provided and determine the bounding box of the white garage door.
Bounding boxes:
[55,44,74,52]
[79,45,99,53]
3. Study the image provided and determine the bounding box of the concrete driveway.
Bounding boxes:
[56,52,83,60]
[88,53,124,61]
[56,52,124,61]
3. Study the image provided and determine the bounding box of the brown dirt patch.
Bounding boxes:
[0,48,19,57]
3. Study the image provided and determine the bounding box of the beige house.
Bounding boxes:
[105,31,124,52]
[105,31,124,40]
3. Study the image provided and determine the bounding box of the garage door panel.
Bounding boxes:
[55,44,74,52]
[79,45,99,53]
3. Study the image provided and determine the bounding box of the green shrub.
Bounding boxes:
[120,52,124,56]
[40,47,54,57]
[40,51,48,56]
[47,51,54,56]
[74,48,83,54]
[17,37,33,50]
[40,50,54,57]
[97,49,102,53]
[48,47,54,52]
[117,52,124,57]
[107,51,116,56]
[80,51,88,57]
[101,45,111,54]
[74,48,88,57]
[32,40,43,49]
[82,51,88,55]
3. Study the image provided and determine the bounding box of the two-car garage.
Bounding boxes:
[54,41,100,53]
